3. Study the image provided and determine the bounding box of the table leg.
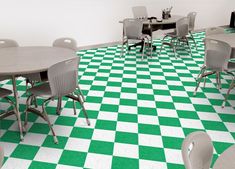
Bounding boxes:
[12,75,24,141]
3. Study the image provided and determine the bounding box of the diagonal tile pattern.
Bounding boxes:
[0,29,235,169]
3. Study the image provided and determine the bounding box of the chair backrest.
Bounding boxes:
[48,57,79,97]
[0,146,4,168]
[123,18,143,40]
[213,144,235,169]
[182,131,213,169]
[176,17,189,37]
[205,39,231,71]
[0,39,18,48]
[187,12,197,31]
[53,38,77,51]
[205,27,224,36]
[132,6,148,19]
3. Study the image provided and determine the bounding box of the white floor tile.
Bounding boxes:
[92,129,115,142]
[160,126,185,138]
[65,138,91,152]
[180,118,204,129]
[84,153,112,169]
[138,134,163,148]
[174,103,195,111]
[164,148,183,164]
[2,158,31,169]
[116,121,138,133]
[157,109,178,118]
[207,130,235,143]
[113,143,139,158]
[139,160,167,169]
[119,106,138,114]
[0,142,17,157]
[97,111,118,121]
[138,115,159,125]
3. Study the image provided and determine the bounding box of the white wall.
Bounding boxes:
[0,0,233,47]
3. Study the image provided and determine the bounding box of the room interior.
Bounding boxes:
[0,0,235,169]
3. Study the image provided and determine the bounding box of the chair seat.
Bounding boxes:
[28,82,52,98]
[0,88,12,98]
[165,31,177,37]
[23,71,48,82]
[228,62,235,71]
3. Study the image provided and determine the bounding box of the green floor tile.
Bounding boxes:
[11,144,39,160]
[88,140,114,155]
[139,146,165,161]
[115,131,138,144]
[59,150,86,167]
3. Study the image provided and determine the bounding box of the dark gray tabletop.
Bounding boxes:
[143,15,183,25]
[0,46,77,76]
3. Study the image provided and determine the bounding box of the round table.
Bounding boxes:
[0,46,77,140]
[0,46,77,76]
[213,144,235,169]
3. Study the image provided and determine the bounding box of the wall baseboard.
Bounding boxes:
[77,25,231,50]
[77,41,120,51]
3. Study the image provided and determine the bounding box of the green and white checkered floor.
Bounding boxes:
[0,30,235,169]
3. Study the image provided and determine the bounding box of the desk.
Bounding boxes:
[213,144,235,169]
[120,15,183,51]
[142,15,183,32]
[207,33,235,58]
[0,46,77,140]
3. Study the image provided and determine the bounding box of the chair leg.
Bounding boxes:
[222,76,235,108]
[189,31,197,50]
[185,37,192,56]
[24,94,34,131]
[194,66,206,96]
[56,97,62,115]
[126,40,129,54]
[150,37,153,58]
[141,40,146,60]
[172,43,177,59]
[42,99,58,144]
[77,85,85,102]
[203,75,207,88]
[121,38,125,57]
[73,99,77,115]
[28,81,38,108]
[5,97,24,140]
[159,35,168,55]
[75,93,90,126]
[218,72,222,89]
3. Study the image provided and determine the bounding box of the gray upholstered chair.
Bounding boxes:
[202,27,225,88]
[0,39,18,48]
[213,144,235,169]
[25,37,78,114]
[24,57,90,144]
[0,87,23,140]
[182,131,213,169]
[222,59,235,107]
[205,27,225,36]
[187,12,197,49]
[53,37,79,114]
[159,17,191,58]
[132,6,148,19]
[0,39,18,82]
[121,18,152,60]
[53,37,78,51]
[194,39,231,96]
[0,146,3,168]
